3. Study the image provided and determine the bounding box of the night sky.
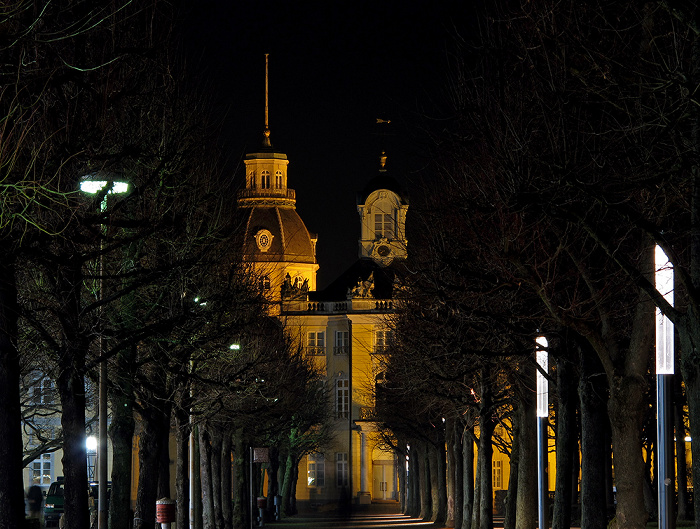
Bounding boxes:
[185,1,472,289]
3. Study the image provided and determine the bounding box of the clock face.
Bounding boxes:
[255,229,273,252]
[377,245,391,257]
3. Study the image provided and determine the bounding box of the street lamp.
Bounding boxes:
[536,336,548,529]
[655,245,674,529]
[80,173,129,529]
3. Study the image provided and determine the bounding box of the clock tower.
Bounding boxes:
[356,153,408,266]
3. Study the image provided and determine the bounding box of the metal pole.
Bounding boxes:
[535,336,548,529]
[655,245,674,529]
[98,235,107,529]
[537,417,547,529]
[250,447,254,529]
[657,374,671,529]
[98,358,107,529]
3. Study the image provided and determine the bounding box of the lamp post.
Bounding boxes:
[655,246,674,529]
[536,336,548,529]
[80,174,129,529]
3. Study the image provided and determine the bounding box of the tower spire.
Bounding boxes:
[263,53,271,148]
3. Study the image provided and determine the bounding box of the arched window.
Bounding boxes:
[275,171,283,188]
[261,171,270,189]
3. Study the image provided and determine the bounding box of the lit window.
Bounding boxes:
[275,171,283,188]
[374,213,394,239]
[307,453,325,487]
[334,331,349,355]
[336,378,349,418]
[261,171,270,189]
[30,453,53,486]
[375,330,394,353]
[306,331,326,356]
[493,460,502,489]
[336,453,348,487]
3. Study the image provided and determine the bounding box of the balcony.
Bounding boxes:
[237,188,295,200]
[305,347,326,357]
[281,298,396,315]
[333,346,349,355]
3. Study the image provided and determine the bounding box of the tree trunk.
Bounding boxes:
[606,292,654,529]
[0,255,26,529]
[199,425,215,529]
[452,421,463,529]
[515,379,537,529]
[221,432,233,529]
[265,445,280,513]
[477,385,496,529]
[210,428,224,529]
[194,425,203,529]
[446,418,456,526]
[408,441,421,517]
[419,442,431,520]
[579,344,609,529]
[553,351,577,529]
[290,459,298,515]
[58,358,90,529]
[158,407,172,499]
[428,438,447,524]
[470,435,482,529]
[109,380,135,529]
[232,429,248,528]
[462,430,474,529]
[175,407,190,529]
[136,407,169,528]
[504,407,519,529]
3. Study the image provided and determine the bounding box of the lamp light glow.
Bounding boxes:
[655,246,674,374]
[536,336,548,418]
[86,436,97,452]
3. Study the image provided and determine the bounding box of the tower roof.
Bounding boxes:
[357,152,409,205]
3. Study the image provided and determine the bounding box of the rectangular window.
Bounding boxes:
[306,331,326,356]
[307,453,325,487]
[336,378,349,418]
[336,453,349,487]
[493,460,502,489]
[30,453,53,486]
[375,330,394,353]
[334,331,349,355]
[374,213,394,239]
[31,376,55,406]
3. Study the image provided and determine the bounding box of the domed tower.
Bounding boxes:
[357,152,408,266]
[238,55,318,309]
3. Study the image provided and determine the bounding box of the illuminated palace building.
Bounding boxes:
[236,97,408,508]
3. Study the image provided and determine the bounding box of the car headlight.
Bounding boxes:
[45,503,54,509]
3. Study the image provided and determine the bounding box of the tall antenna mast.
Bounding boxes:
[263,53,271,147]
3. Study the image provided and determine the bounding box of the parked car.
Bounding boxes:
[43,478,64,528]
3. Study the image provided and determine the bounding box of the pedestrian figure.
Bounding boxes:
[27,479,43,519]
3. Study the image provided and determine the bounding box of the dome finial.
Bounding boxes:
[263,53,272,148]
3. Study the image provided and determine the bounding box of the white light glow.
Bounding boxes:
[229,344,240,350]
[86,436,97,452]
[536,336,548,418]
[79,180,129,195]
[655,246,674,374]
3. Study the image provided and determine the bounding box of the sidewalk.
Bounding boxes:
[269,502,459,529]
